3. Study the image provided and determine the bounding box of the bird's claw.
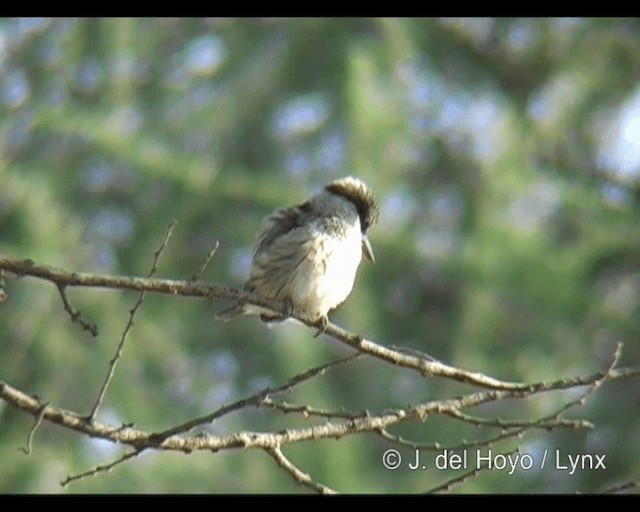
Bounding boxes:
[312,315,328,337]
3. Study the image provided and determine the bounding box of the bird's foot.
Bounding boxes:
[312,315,329,337]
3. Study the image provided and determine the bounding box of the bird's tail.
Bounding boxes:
[216,301,290,323]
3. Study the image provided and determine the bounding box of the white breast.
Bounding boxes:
[288,219,363,317]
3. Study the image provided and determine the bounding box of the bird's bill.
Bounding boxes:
[362,235,375,263]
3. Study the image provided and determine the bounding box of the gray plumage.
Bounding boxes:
[217,176,378,324]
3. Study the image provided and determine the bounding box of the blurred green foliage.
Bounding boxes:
[1,17,639,494]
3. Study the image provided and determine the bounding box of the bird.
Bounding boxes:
[217,176,378,330]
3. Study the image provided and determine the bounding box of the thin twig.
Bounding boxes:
[439,407,592,430]
[260,399,368,420]
[268,352,361,396]
[87,221,176,421]
[56,283,99,336]
[61,449,142,487]
[424,448,520,494]
[263,445,336,494]
[600,480,639,494]
[425,465,483,494]
[264,397,592,427]
[521,341,622,432]
[150,353,360,441]
[18,401,48,455]
[377,425,525,452]
[192,241,219,281]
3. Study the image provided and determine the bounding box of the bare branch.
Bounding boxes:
[192,240,220,281]
[600,480,639,494]
[11,254,626,392]
[259,398,367,420]
[61,449,142,487]
[87,220,176,421]
[266,353,361,397]
[0,256,216,295]
[438,407,593,430]
[2,361,638,456]
[150,353,360,441]
[56,283,98,336]
[424,448,520,494]
[18,401,49,455]
[377,413,590,455]
[424,464,484,494]
[263,445,336,494]
[377,425,530,452]
[377,347,625,454]
[0,255,533,390]
[2,256,640,492]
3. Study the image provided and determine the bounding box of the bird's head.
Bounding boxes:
[324,176,378,263]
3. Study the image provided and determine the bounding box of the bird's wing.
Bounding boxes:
[246,206,319,299]
[254,202,312,254]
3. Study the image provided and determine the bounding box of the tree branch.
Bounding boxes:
[55,283,99,336]
[2,255,640,493]
[150,353,360,441]
[2,360,637,456]
[0,255,534,390]
[18,401,49,455]
[424,448,520,494]
[86,220,176,421]
[263,445,336,494]
[60,450,142,487]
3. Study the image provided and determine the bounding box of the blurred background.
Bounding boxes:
[1,17,639,493]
